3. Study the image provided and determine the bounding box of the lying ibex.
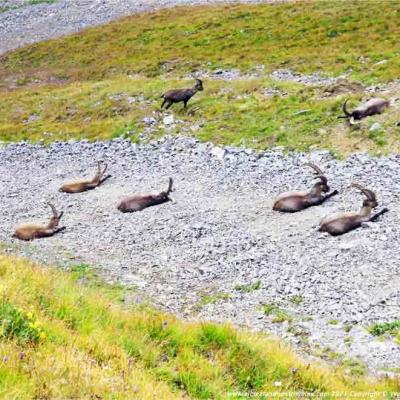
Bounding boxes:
[13,203,65,241]
[59,162,111,193]
[338,98,389,124]
[319,183,388,236]
[161,79,203,109]
[272,163,338,212]
[117,178,174,212]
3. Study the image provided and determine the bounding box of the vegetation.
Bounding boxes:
[0,1,400,153]
[0,254,399,398]
[0,0,57,12]
[261,303,292,323]
[370,320,400,339]
[289,295,304,306]
[234,280,261,293]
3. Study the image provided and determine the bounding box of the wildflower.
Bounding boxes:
[39,331,46,340]
[18,352,25,360]
[2,356,9,363]
[274,381,282,387]
[26,312,34,320]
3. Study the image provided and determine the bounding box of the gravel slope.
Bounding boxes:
[0,0,274,55]
[0,136,399,373]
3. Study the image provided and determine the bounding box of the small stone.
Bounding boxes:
[369,122,382,132]
[163,115,175,125]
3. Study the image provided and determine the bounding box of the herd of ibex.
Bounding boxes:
[12,160,388,241]
[273,163,388,236]
[12,80,390,240]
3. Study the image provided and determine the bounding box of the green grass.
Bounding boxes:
[370,320,400,338]
[261,303,292,323]
[234,280,261,293]
[0,0,57,12]
[289,295,304,306]
[1,1,400,154]
[0,254,399,398]
[2,1,400,83]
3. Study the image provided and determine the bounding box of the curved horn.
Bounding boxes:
[351,183,376,201]
[101,162,108,176]
[304,162,324,176]
[167,178,173,194]
[48,203,58,217]
[342,98,351,117]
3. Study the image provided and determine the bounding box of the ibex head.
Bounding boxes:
[304,162,329,193]
[195,78,204,91]
[48,203,63,228]
[154,177,174,202]
[351,183,378,208]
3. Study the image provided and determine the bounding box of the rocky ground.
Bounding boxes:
[0,135,399,373]
[0,0,276,55]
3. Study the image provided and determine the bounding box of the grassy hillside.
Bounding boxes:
[0,254,399,399]
[1,1,400,154]
[2,1,400,82]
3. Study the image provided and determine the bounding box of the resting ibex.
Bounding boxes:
[338,98,389,124]
[161,79,203,110]
[117,178,174,212]
[319,183,388,236]
[272,163,338,212]
[59,162,111,193]
[13,203,65,241]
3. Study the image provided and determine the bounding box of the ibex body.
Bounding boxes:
[117,178,174,213]
[60,162,110,193]
[13,204,65,241]
[272,163,338,212]
[339,98,389,124]
[161,79,203,109]
[319,184,388,236]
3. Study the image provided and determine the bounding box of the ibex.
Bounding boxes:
[338,98,389,124]
[13,203,65,241]
[319,183,388,236]
[272,163,338,212]
[59,162,111,193]
[117,178,174,212]
[161,79,203,110]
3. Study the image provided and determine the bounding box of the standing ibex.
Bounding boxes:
[13,203,65,241]
[161,79,203,110]
[338,98,389,124]
[272,163,338,212]
[59,162,111,193]
[319,183,388,236]
[117,178,174,212]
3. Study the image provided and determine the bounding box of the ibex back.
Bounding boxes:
[117,178,174,212]
[13,203,65,241]
[60,162,111,193]
[273,163,338,212]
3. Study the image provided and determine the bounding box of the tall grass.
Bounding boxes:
[0,254,399,398]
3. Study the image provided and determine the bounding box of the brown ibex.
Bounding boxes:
[117,178,174,212]
[272,163,338,212]
[59,162,111,193]
[161,79,203,110]
[319,183,388,236]
[338,98,389,124]
[13,203,65,241]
